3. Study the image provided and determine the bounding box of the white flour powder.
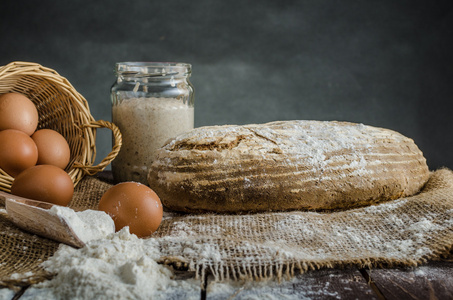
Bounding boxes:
[0,288,14,300]
[22,227,200,300]
[49,206,115,244]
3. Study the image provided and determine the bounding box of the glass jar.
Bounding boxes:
[111,62,194,184]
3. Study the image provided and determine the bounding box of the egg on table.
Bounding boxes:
[98,182,163,238]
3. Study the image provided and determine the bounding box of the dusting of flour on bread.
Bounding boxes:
[148,120,429,213]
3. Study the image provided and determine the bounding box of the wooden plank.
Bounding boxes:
[364,261,453,300]
[206,268,378,299]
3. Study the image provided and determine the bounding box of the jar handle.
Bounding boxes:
[74,120,122,175]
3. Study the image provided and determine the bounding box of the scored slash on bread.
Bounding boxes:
[148,120,430,213]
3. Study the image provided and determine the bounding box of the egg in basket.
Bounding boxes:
[0,61,122,194]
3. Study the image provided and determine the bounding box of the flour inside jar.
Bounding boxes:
[112,97,194,184]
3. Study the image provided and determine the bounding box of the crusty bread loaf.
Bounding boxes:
[147,120,430,213]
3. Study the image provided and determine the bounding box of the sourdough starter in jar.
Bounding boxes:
[112,97,194,184]
[111,62,194,184]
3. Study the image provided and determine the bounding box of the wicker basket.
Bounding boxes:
[0,61,122,192]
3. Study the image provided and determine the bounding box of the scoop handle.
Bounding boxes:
[0,190,54,209]
[0,191,85,248]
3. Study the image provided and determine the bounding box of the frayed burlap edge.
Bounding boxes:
[154,168,453,282]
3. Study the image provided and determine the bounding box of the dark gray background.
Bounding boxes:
[1,0,452,170]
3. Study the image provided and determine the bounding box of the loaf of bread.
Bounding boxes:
[147,120,429,213]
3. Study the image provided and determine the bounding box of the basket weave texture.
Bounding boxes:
[0,61,122,192]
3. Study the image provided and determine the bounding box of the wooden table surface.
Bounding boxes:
[1,258,452,299]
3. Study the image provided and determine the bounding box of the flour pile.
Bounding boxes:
[21,228,200,300]
[49,206,115,244]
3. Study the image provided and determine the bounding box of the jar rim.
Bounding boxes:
[115,62,191,77]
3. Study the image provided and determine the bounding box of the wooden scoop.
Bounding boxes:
[0,191,85,248]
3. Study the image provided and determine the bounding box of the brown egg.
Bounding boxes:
[98,182,163,238]
[32,129,71,169]
[11,165,74,206]
[0,129,38,177]
[0,93,39,136]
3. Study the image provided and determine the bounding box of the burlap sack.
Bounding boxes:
[1,169,453,288]
[0,176,113,288]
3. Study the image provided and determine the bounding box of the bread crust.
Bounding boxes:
[148,120,430,213]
